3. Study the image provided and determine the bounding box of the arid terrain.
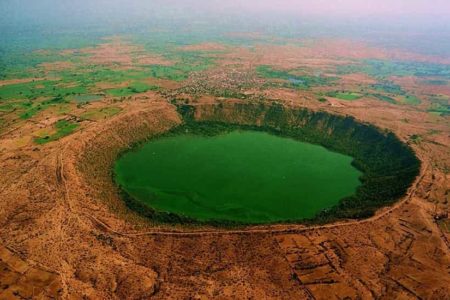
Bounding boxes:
[0,36,449,299]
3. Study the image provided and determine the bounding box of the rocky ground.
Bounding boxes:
[0,39,449,299]
[0,94,448,299]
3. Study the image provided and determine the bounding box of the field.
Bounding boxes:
[325,91,363,101]
[0,28,449,299]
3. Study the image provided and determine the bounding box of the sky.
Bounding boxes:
[3,0,450,20]
[1,0,450,56]
[225,0,450,17]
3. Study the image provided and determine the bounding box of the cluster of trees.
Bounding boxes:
[256,65,337,90]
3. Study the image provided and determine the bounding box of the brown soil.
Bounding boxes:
[1,93,449,299]
[0,78,46,87]
[216,39,450,72]
[1,37,449,299]
[81,43,134,66]
[78,37,176,69]
[39,61,74,72]
[180,42,228,52]
[135,55,174,66]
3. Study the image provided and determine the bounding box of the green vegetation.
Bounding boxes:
[428,107,450,116]
[80,107,122,120]
[68,94,103,103]
[148,63,210,81]
[337,59,450,79]
[372,81,405,94]
[372,94,397,104]
[257,65,336,89]
[214,89,248,99]
[0,48,87,80]
[106,82,159,97]
[130,49,217,81]
[370,81,420,105]
[400,95,421,105]
[326,91,363,101]
[59,67,142,84]
[34,119,79,144]
[437,219,450,233]
[0,80,86,101]
[0,78,81,119]
[423,79,448,85]
[428,95,450,116]
[409,134,423,144]
[0,102,16,113]
[0,44,217,121]
[147,65,187,81]
[19,95,68,119]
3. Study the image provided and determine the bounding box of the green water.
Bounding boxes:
[114,130,362,223]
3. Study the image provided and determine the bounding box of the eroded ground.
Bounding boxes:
[0,37,449,299]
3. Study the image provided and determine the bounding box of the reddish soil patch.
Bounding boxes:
[180,42,228,52]
[339,73,378,85]
[0,78,46,87]
[219,39,450,69]
[135,54,174,66]
[81,41,138,66]
[39,61,74,72]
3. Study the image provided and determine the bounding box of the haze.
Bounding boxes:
[1,0,450,56]
[2,0,450,24]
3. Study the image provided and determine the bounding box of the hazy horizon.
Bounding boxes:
[2,0,450,26]
[1,0,450,56]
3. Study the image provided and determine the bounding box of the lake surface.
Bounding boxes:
[114,130,362,223]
